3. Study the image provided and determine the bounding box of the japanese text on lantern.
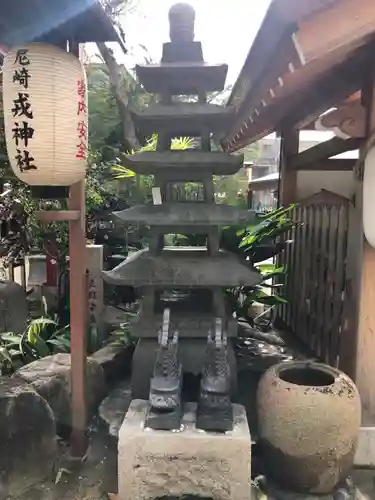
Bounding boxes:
[76,79,87,160]
[12,49,36,172]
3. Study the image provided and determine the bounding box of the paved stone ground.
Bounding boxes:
[7,429,116,500]
[8,326,375,499]
[8,426,375,500]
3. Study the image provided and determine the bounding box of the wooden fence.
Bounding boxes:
[279,190,350,368]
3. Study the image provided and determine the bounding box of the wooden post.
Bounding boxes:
[349,76,375,427]
[68,38,88,457]
[276,128,299,326]
[34,183,88,458]
[69,180,88,456]
[278,128,299,206]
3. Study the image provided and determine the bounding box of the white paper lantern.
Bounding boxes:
[363,146,375,248]
[2,43,88,186]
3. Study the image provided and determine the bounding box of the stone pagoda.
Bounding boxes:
[103,3,261,432]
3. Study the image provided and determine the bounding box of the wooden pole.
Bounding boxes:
[35,182,88,456]
[278,128,299,206]
[69,40,88,457]
[68,180,88,456]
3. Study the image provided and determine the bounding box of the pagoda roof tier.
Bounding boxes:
[102,247,261,287]
[122,151,244,176]
[132,311,238,338]
[132,103,235,136]
[114,203,256,226]
[135,63,228,94]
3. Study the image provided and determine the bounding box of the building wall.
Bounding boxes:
[244,135,356,203]
[297,136,356,200]
[296,171,354,200]
[242,137,280,180]
[251,190,278,211]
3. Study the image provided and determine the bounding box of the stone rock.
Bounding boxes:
[238,321,286,347]
[0,377,57,499]
[99,379,132,438]
[91,343,134,388]
[0,280,28,334]
[13,353,105,435]
[265,483,334,499]
[153,497,213,500]
[264,478,357,499]
[235,334,295,373]
[118,400,251,500]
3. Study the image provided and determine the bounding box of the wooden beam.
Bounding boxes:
[278,128,299,205]
[264,0,375,109]
[288,40,375,130]
[228,0,345,112]
[227,6,297,108]
[292,158,356,171]
[225,40,375,152]
[271,47,349,110]
[295,0,375,66]
[35,210,80,222]
[275,0,338,23]
[301,92,362,130]
[228,29,302,126]
[290,137,361,169]
[228,40,347,147]
[260,0,375,113]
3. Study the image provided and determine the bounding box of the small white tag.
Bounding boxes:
[152,187,162,205]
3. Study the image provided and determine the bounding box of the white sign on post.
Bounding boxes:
[152,187,162,205]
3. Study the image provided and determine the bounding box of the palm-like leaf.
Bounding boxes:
[225,205,299,324]
[26,318,57,344]
[114,134,193,180]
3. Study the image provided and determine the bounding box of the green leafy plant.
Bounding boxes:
[0,299,106,374]
[224,205,300,324]
[238,206,297,261]
[0,317,63,373]
[112,134,194,180]
[105,313,136,348]
[0,188,30,267]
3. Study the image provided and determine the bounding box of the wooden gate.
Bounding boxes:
[279,190,350,367]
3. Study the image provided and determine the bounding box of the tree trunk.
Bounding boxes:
[96,42,139,151]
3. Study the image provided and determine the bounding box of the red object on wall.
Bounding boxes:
[46,254,58,286]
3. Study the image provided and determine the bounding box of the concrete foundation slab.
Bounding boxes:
[118,400,251,500]
[355,426,375,466]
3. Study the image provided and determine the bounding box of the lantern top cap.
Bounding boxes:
[168,3,196,43]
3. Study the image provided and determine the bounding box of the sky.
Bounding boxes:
[87,0,343,145]
[89,0,271,85]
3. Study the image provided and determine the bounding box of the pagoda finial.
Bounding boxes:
[168,3,196,43]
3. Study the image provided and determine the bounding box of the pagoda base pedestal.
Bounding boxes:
[131,337,237,400]
[145,403,182,430]
[118,399,252,500]
[197,397,234,432]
